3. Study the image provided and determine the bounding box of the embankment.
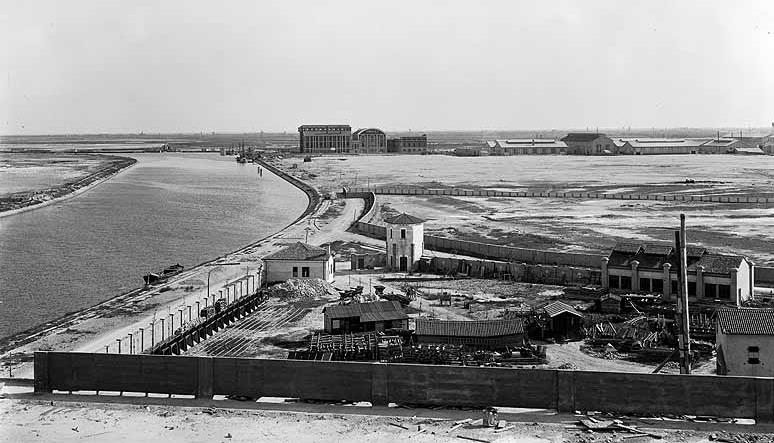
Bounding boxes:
[0,155,137,218]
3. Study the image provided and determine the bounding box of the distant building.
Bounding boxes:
[352,128,387,154]
[298,125,352,153]
[323,300,408,333]
[414,318,526,349]
[453,146,487,156]
[733,132,773,154]
[617,138,709,155]
[602,243,754,305]
[263,242,335,283]
[700,138,739,154]
[491,139,567,155]
[385,213,425,272]
[716,308,774,376]
[560,133,616,155]
[387,135,428,154]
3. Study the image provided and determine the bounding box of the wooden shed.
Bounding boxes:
[323,301,408,334]
[541,301,584,339]
[414,318,526,350]
[599,293,623,314]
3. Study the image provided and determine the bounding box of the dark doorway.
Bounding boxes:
[399,256,408,272]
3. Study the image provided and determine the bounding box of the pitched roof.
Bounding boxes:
[606,242,744,274]
[618,138,710,148]
[494,139,567,149]
[384,213,425,225]
[263,242,330,261]
[717,308,774,335]
[561,133,608,142]
[690,254,745,274]
[324,300,407,321]
[415,318,524,337]
[542,301,583,318]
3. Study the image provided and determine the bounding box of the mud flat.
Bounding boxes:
[0,152,136,217]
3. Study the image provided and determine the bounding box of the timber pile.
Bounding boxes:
[289,332,403,361]
[389,344,546,367]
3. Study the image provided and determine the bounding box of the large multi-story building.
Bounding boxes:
[387,135,428,154]
[352,128,387,154]
[298,125,352,153]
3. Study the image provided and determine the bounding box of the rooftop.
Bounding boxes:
[415,318,524,337]
[494,139,567,148]
[324,300,407,321]
[717,308,774,335]
[618,138,710,148]
[561,133,608,142]
[263,242,330,261]
[384,213,425,225]
[542,301,583,318]
[607,242,745,274]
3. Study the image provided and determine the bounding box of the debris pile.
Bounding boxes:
[288,332,402,361]
[267,278,338,300]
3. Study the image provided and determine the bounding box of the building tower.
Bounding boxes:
[384,213,425,272]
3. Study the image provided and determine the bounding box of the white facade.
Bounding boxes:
[385,214,424,272]
[264,257,334,284]
[717,333,774,377]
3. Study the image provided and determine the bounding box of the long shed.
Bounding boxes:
[414,318,525,349]
[323,301,408,334]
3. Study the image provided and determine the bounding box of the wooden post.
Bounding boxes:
[140,328,144,352]
[116,338,122,354]
[129,333,134,354]
[676,214,692,374]
[160,318,165,341]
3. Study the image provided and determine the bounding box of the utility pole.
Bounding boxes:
[675,214,692,374]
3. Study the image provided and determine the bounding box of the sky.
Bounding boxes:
[1,1,773,134]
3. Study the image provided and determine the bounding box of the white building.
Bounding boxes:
[384,213,424,272]
[717,308,774,377]
[263,242,334,284]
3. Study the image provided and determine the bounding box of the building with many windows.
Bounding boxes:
[491,139,567,155]
[560,133,616,155]
[352,128,387,154]
[387,135,428,154]
[298,125,352,153]
[602,243,753,305]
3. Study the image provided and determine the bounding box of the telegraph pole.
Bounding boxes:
[675,214,692,374]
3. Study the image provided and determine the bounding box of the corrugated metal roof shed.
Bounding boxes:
[324,300,407,321]
[415,319,524,337]
[717,308,774,335]
[542,301,583,318]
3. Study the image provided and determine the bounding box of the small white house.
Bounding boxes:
[716,308,774,377]
[384,213,424,272]
[263,242,334,284]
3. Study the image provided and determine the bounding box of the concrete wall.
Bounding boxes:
[717,333,774,377]
[34,352,774,422]
[350,253,386,270]
[347,186,774,205]
[425,257,601,286]
[758,266,774,287]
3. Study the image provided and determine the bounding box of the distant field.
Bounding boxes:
[282,154,774,265]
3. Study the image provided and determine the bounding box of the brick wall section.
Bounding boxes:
[34,352,774,422]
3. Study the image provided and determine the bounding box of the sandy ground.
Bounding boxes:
[2,394,772,443]
[0,153,117,196]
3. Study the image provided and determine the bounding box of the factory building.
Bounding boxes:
[716,308,774,377]
[602,243,753,305]
[617,138,709,155]
[352,128,387,154]
[387,135,428,154]
[298,125,352,153]
[560,133,616,155]
[385,213,424,272]
[491,139,567,155]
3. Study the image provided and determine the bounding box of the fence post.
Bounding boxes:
[117,338,122,354]
[33,351,50,393]
[140,328,145,353]
[160,318,165,341]
[129,333,134,354]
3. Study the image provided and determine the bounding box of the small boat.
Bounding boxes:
[143,263,184,286]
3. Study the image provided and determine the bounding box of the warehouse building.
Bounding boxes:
[560,133,616,155]
[414,318,526,349]
[617,138,709,155]
[323,300,408,333]
[602,243,754,305]
[387,135,428,154]
[263,242,335,284]
[491,139,567,155]
[699,138,739,154]
[298,125,352,153]
[716,308,774,377]
[352,128,387,154]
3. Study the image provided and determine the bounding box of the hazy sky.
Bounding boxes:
[1,1,772,134]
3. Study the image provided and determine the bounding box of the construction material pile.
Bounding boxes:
[288,332,403,361]
[389,344,546,367]
[267,278,338,300]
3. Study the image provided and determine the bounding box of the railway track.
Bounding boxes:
[189,303,311,358]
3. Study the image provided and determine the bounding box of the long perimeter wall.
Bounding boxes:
[34,352,774,422]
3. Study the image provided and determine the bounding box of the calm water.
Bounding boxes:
[0,153,307,339]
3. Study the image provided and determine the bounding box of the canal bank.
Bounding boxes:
[0,155,355,378]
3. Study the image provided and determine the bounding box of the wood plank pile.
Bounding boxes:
[387,344,546,367]
[289,332,403,361]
